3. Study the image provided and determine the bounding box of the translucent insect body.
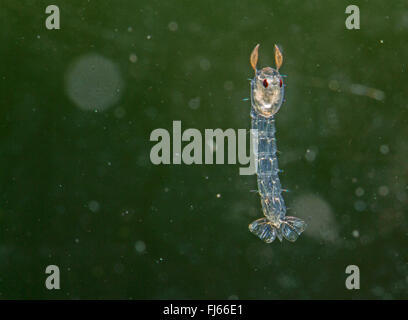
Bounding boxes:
[248,44,306,243]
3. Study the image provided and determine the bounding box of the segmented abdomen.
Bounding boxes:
[251,109,286,221]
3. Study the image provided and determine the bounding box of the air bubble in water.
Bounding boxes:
[88,200,100,213]
[134,241,146,253]
[168,21,178,31]
[65,53,124,112]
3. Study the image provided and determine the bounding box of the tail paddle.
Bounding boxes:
[249,216,306,243]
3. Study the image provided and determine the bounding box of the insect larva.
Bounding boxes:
[248,44,306,243]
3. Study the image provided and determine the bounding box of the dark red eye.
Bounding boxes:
[279,79,283,87]
[263,79,268,88]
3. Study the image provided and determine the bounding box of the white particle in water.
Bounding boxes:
[216,194,221,198]
[134,240,146,253]
[129,53,137,63]
[352,230,360,238]
[305,148,317,162]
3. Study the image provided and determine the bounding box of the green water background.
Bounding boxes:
[0,0,407,299]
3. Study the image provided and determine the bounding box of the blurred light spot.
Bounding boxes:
[135,240,146,253]
[156,257,165,264]
[129,53,138,63]
[354,200,367,212]
[188,97,200,110]
[127,26,133,32]
[216,193,221,198]
[199,58,211,71]
[65,53,124,111]
[168,21,178,31]
[305,147,317,162]
[228,294,239,300]
[88,200,100,213]
[349,83,385,101]
[147,35,152,39]
[352,230,360,238]
[355,187,364,197]
[291,194,338,242]
[379,144,389,154]
[378,185,389,196]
